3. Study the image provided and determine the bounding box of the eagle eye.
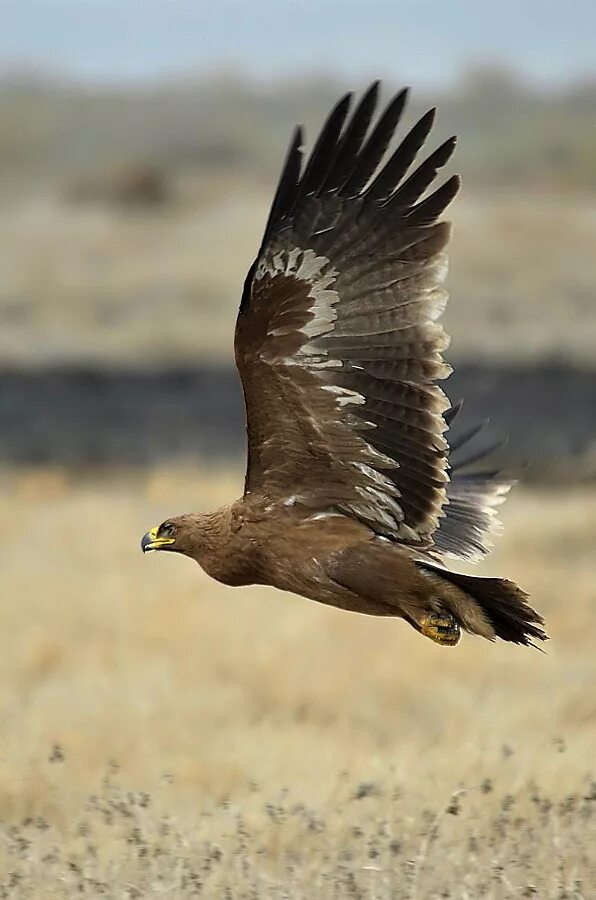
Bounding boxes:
[158,522,176,538]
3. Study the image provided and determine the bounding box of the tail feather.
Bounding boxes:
[420,564,548,647]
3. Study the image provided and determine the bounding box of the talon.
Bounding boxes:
[420,612,461,646]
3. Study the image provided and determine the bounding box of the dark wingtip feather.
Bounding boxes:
[342,86,410,197]
[264,86,457,240]
[323,81,381,194]
[447,418,489,454]
[385,135,458,210]
[444,400,464,427]
[406,174,461,225]
[433,136,458,170]
[292,92,353,205]
[262,124,304,243]
[366,107,437,202]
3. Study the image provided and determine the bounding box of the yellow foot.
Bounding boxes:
[420,612,461,647]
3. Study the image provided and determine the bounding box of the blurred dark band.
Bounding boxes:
[2,361,595,481]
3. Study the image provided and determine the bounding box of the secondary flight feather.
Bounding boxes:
[142,82,547,649]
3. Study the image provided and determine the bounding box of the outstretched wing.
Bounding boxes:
[234,82,460,545]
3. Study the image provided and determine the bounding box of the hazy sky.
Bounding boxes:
[3,0,595,87]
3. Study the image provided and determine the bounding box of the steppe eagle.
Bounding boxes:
[142,82,546,648]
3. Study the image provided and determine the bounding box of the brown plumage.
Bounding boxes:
[141,82,547,649]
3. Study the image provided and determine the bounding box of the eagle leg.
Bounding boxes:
[323,540,464,646]
[407,610,462,646]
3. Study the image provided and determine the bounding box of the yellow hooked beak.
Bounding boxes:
[141,525,176,553]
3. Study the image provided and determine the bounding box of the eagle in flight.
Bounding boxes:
[142,82,546,648]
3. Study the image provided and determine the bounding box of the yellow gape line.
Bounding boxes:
[141,526,175,552]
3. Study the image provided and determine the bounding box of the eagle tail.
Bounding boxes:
[418,563,548,647]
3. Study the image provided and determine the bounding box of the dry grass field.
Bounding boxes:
[1,468,595,897]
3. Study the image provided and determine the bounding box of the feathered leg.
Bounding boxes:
[323,540,547,648]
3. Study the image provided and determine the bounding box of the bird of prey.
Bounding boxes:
[141,82,547,648]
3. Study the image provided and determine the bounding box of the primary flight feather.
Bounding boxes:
[142,82,547,648]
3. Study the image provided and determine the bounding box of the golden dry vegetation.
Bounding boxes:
[1,468,595,897]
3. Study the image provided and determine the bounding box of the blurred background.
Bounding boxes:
[2,1,596,894]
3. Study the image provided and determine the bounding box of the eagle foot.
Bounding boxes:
[419,612,461,647]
